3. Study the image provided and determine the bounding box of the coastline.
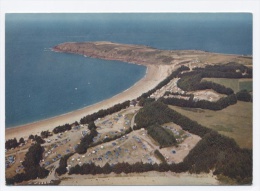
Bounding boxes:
[6,41,252,140]
[5,64,174,140]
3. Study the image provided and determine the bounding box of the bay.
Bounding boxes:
[5,13,252,128]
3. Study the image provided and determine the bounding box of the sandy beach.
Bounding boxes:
[5,64,175,140]
[6,41,252,140]
[59,171,219,186]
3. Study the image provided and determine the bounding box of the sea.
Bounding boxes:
[5,13,252,128]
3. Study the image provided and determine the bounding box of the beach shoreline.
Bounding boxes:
[6,41,252,140]
[5,64,174,140]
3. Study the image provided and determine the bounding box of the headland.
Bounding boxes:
[6,41,252,140]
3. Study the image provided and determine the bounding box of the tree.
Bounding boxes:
[88,121,97,130]
[29,134,35,140]
[19,137,25,145]
[22,143,44,169]
[41,130,51,138]
[34,135,45,144]
[236,90,252,102]
[5,138,19,150]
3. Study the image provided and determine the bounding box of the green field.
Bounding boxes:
[169,101,252,149]
[239,79,253,92]
[202,78,252,93]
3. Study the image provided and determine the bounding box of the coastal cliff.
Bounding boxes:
[53,41,252,67]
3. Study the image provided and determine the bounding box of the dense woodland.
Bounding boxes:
[134,101,211,137]
[193,62,252,78]
[147,125,177,148]
[6,143,49,185]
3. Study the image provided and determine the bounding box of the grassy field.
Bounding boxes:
[239,79,253,92]
[169,101,252,149]
[202,78,252,93]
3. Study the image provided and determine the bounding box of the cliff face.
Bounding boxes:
[53,41,208,66]
[53,41,252,67]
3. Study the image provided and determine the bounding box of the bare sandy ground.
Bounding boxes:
[5,64,174,140]
[59,171,219,186]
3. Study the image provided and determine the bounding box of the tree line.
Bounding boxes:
[68,161,189,176]
[80,100,130,124]
[5,134,47,150]
[160,93,237,111]
[177,72,234,95]
[40,130,52,138]
[134,101,211,137]
[134,101,252,184]
[53,123,72,134]
[5,138,20,150]
[193,62,252,78]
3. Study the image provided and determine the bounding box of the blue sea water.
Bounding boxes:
[5,13,252,128]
